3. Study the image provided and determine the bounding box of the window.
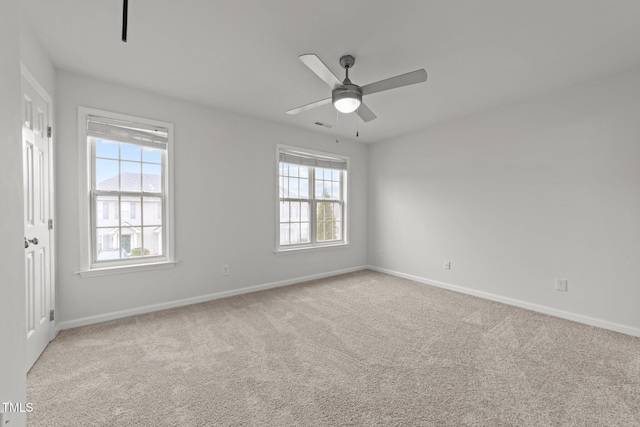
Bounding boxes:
[277,145,348,251]
[78,107,175,276]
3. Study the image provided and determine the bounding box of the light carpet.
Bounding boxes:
[28,270,640,426]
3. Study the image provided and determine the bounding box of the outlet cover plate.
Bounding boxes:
[555,279,568,292]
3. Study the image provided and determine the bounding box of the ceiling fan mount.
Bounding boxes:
[287,53,427,122]
[339,54,356,72]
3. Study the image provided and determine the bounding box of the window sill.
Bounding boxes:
[274,243,350,255]
[76,260,178,278]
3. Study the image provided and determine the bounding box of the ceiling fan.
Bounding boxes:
[286,54,427,122]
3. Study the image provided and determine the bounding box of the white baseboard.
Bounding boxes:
[57,265,368,331]
[367,265,640,338]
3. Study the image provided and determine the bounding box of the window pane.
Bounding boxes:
[149,226,163,256]
[143,163,162,192]
[96,228,123,261]
[332,169,340,181]
[121,203,129,220]
[289,164,299,178]
[317,168,324,180]
[95,159,119,191]
[131,227,162,257]
[332,182,340,200]
[143,197,162,226]
[96,195,118,227]
[335,222,342,240]
[121,143,141,161]
[315,181,323,199]
[300,223,310,243]
[120,233,133,254]
[290,202,300,221]
[280,224,289,245]
[323,183,331,199]
[95,139,118,159]
[280,202,289,222]
[333,203,342,221]
[316,222,325,241]
[290,223,300,244]
[300,178,309,199]
[121,161,142,191]
[102,201,109,220]
[283,177,289,198]
[318,201,333,221]
[301,202,309,221]
[299,165,309,178]
[289,177,299,198]
[121,196,141,226]
[326,222,335,240]
[142,147,162,163]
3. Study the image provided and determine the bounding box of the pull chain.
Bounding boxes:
[336,109,339,143]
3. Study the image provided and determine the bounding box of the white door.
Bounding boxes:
[22,74,53,371]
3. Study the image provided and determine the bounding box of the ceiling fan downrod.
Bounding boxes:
[340,55,355,84]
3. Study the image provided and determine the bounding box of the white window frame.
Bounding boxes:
[77,107,176,277]
[275,144,349,253]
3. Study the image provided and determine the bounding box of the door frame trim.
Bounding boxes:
[20,62,56,341]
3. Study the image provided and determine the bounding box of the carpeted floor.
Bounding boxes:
[28,270,640,426]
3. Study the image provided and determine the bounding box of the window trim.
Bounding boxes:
[275,144,349,253]
[77,106,176,276]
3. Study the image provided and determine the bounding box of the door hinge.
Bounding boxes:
[49,310,55,321]
[47,126,52,138]
[48,219,53,230]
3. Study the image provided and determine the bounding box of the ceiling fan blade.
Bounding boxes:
[286,97,332,115]
[299,54,343,89]
[361,69,427,96]
[357,103,377,122]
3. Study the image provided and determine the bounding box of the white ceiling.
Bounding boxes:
[20,0,640,143]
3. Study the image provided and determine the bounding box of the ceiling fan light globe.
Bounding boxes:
[332,86,363,114]
[334,97,361,113]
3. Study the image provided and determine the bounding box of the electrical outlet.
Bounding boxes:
[379,249,384,257]
[555,279,568,292]
[222,264,230,276]
[444,260,451,270]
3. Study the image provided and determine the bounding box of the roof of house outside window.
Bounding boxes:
[97,173,161,192]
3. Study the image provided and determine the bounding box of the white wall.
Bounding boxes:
[368,68,640,335]
[56,70,368,326]
[0,0,27,425]
[19,22,56,97]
